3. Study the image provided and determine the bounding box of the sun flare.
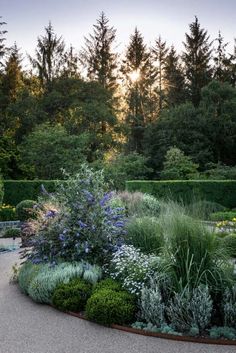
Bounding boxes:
[128,69,140,82]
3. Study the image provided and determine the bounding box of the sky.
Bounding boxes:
[1,0,236,60]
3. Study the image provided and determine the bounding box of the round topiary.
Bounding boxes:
[85,288,136,326]
[15,200,37,221]
[223,234,236,258]
[52,278,92,312]
[92,278,123,294]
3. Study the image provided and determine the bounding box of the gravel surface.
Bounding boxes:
[0,240,235,353]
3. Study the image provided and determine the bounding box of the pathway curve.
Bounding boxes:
[0,241,235,353]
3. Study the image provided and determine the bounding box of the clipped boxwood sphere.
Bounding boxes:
[85,288,136,326]
[223,234,236,258]
[92,278,123,294]
[15,200,37,221]
[52,278,92,312]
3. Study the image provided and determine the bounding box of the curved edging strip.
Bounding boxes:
[67,311,236,346]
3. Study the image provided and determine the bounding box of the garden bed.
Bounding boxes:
[65,311,236,346]
[16,168,236,346]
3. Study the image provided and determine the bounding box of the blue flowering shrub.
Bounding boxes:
[26,165,126,265]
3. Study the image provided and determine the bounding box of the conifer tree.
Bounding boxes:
[152,36,168,111]
[182,16,212,106]
[62,45,80,78]
[213,31,231,82]
[122,28,151,153]
[1,43,24,105]
[164,46,186,107]
[30,22,65,89]
[81,12,118,93]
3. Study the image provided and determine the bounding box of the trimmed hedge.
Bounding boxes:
[3,180,58,206]
[126,180,236,209]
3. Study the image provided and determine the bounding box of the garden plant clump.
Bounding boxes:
[16,166,236,340]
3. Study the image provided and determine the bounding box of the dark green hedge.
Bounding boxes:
[3,180,59,206]
[126,180,236,209]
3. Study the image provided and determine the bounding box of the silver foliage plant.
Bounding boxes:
[27,262,102,304]
[223,285,236,328]
[140,278,166,327]
[166,285,213,333]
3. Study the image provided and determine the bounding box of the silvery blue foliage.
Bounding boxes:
[166,285,213,333]
[140,278,166,327]
[132,322,182,335]
[223,285,236,328]
[27,261,102,304]
[108,245,159,295]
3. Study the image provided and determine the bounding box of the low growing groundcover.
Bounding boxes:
[16,167,236,342]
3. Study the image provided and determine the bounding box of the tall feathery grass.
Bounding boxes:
[157,201,234,294]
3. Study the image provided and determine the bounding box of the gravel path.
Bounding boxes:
[0,241,235,353]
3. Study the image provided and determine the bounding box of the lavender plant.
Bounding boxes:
[222,285,236,328]
[140,278,166,327]
[166,285,213,334]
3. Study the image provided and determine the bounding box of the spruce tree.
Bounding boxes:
[213,31,231,82]
[1,43,24,105]
[62,45,80,78]
[122,28,151,153]
[182,16,212,106]
[81,12,118,93]
[164,46,186,107]
[30,22,65,89]
[152,36,168,111]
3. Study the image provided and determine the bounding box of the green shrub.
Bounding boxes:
[102,153,152,190]
[18,262,42,295]
[52,278,92,312]
[85,288,136,326]
[3,180,58,206]
[15,200,37,221]
[93,278,123,294]
[3,228,21,238]
[166,285,213,333]
[209,326,236,340]
[223,235,236,258]
[126,217,162,255]
[210,211,236,221]
[160,147,199,180]
[126,180,236,209]
[0,205,16,221]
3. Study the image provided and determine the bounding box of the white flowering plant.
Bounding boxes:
[108,245,159,295]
